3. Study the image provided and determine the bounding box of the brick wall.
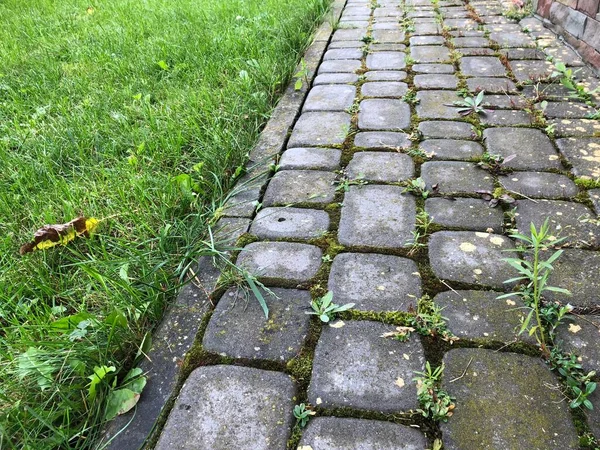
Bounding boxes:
[537,0,600,70]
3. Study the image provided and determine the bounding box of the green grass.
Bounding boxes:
[0,0,329,447]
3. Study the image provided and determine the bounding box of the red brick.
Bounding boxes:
[577,39,600,69]
[576,0,600,17]
[538,0,553,17]
[557,0,578,7]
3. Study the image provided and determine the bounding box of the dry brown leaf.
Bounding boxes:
[20,217,99,255]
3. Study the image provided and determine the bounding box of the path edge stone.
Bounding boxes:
[98,1,346,448]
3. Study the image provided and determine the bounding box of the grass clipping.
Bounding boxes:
[20,217,99,255]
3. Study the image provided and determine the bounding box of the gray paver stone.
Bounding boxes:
[543,249,600,307]
[324,48,364,60]
[298,417,428,449]
[590,189,600,214]
[549,119,600,138]
[318,59,362,74]
[420,139,483,160]
[429,231,517,288]
[421,161,494,194]
[332,28,368,41]
[514,199,598,247]
[372,30,406,43]
[236,242,322,283]
[556,315,600,374]
[359,99,411,131]
[467,78,518,96]
[489,31,535,47]
[251,207,330,239]
[542,102,596,119]
[460,56,506,77]
[418,121,475,139]
[288,112,351,147]
[328,253,422,312]
[361,81,408,97]
[413,63,455,73]
[413,22,441,34]
[511,60,554,82]
[365,70,407,81]
[499,172,578,199]
[370,43,407,52]
[308,321,425,412]
[414,74,458,89]
[556,137,600,179]
[314,73,359,85]
[329,40,364,49]
[279,147,341,171]
[425,197,504,232]
[347,152,414,181]
[441,348,579,450]
[203,287,310,361]
[482,94,527,109]
[303,85,357,112]
[410,45,451,63]
[434,290,532,342]
[338,185,416,248]
[155,366,295,450]
[354,131,411,149]
[263,170,336,206]
[366,52,406,70]
[480,109,532,125]
[416,91,461,119]
[483,128,561,170]
[453,37,490,47]
[410,35,445,45]
[457,47,496,56]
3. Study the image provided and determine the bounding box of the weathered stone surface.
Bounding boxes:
[434,290,532,342]
[155,366,295,450]
[364,70,407,81]
[288,112,351,147]
[308,321,425,412]
[556,315,600,374]
[413,22,442,34]
[332,28,368,41]
[480,109,533,126]
[412,63,455,73]
[489,31,536,47]
[366,52,406,70]
[324,48,364,60]
[313,72,359,85]
[483,128,562,170]
[214,217,251,243]
[499,172,578,199]
[410,45,451,63]
[466,77,518,93]
[556,137,600,179]
[445,18,479,29]
[418,121,476,139]
[425,197,504,232]
[298,417,428,450]
[441,349,580,450]
[542,102,596,119]
[354,131,411,149]
[460,56,506,77]
[416,91,461,119]
[263,170,336,206]
[251,207,330,239]
[361,81,408,97]
[511,59,554,82]
[328,253,422,312]
[303,85,357,112]
[203,287,310,361]
[358,99,411,130]
[453,37,490,47]
[420,139,483,160]
[338,185,416,248]
[410,35,446,45]
[329,39,364,49]
[457,47,496,56]
[279,147,341,170]
[429,231,517,288]
[514,199,598,247]
[542,249,600,307]
[370,43,407,52]
[318,59,362,74]
[421,161,494,194]
[347,152,414,181]
[549,118,600,137]
[590,189,600,214]
[482,94,527,109]
[372,29,406,43]
[237,242,322,283]
[414,74,459,89]
[500,47,546,60]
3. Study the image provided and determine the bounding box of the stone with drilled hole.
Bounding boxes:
[428,231,517,289]
[263,170,336,206]
[338,185,416,248]
[279,147,341,171]
[328,253,421,312]
[308,321,425,412]
[251,207,329,239]
[420,161,494,194]
[155,366,295,450]
[441,349,579,450]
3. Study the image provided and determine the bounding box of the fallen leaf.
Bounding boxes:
[568,323,582,334]
[395,377,405,388]
[20,217,99,255]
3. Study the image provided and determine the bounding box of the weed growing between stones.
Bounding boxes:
[550,348,597,410]
[476,152,516,175]
[502,0,533,20]
[307,291,355,323]
[402,177,438,198]
[406,210,434,256]
[293,403,316,427]
[450,90,486,116]
[413,362,455,422]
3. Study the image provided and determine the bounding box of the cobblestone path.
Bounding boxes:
[156,0,600,448]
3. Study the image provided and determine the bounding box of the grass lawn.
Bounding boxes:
[0,0,329,447]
